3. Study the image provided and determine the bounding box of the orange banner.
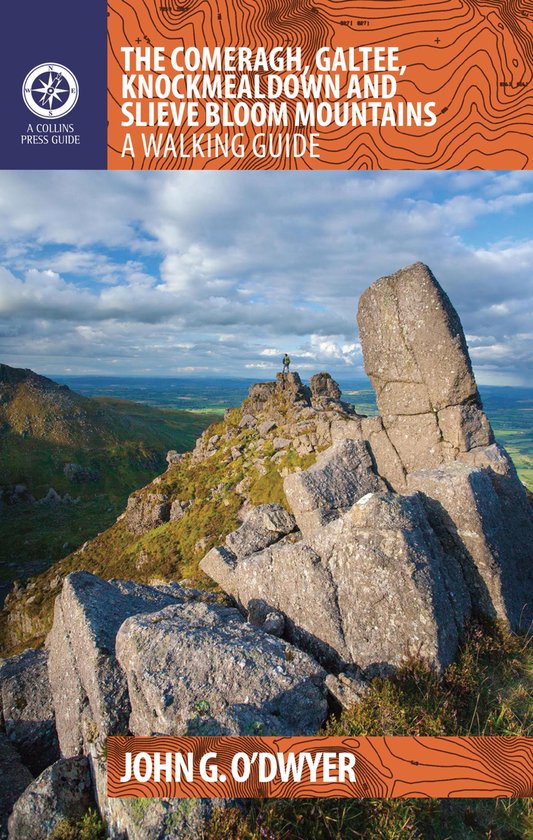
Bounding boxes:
[107,736,533,798]
[108,0,533,170]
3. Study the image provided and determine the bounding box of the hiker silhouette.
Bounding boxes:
[282,354,290,374]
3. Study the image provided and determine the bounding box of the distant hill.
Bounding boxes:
[0,363,221,602]
[0,363,122,447]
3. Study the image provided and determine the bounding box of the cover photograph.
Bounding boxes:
[0,1,532,839]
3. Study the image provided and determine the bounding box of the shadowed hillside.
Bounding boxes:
[0,364,220,602]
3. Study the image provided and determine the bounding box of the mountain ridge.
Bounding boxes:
[0,363,220,607]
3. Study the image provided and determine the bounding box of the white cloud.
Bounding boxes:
[0,170,531,384]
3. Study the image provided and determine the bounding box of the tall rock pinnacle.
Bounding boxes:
[203,262,533,674]
[357,262,493,474]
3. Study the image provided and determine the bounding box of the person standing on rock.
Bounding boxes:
[282,353,291,374]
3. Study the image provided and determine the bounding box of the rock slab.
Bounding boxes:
[0,649,59,776]
[203,490,470,674]
[46,572,185,757]
[7,757,92,840]
[0,734,32,840]
[116,600,327,737]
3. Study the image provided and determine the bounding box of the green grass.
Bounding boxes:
[0,411,324,652]
[49,809,106,840]
[0,398,220,597]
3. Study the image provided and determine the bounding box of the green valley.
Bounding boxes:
[0,365,220,600]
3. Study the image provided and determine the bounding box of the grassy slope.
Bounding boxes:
[1,410,318,648]
[0,397,220,597]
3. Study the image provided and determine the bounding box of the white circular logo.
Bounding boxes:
[22,63,79,119]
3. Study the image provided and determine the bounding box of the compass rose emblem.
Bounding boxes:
[22,63,79,118]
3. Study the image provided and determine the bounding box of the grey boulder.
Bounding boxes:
[115,600,327,737]
[126,492,170,535]
[409,460,533,631]
[46,572,185,757]
[283,438,386,537]
[225,503,296,559]
[0,649,59,776]
[7,757,92,840]
[0,734,32,840]
[202,492,469,674]
[357,261,480,415]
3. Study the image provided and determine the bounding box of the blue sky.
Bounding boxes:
[0,170,532,385]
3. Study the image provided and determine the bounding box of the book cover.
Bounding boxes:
[0,2,532,839]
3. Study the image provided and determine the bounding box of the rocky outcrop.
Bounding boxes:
[46,572,186,757]
[284,439,386,537]
[7,757,93,840]
[203,488,469,674]
[36,571,325,838]
[408,460,530,629]
[0,649,59,776]
[310,372,341,407]
[63,463,99,483]
[358,262,480,416]
[2,262,532,839]
[0,485,35,509]
[116,600,327,736]
[126,491,171,535]
[0,734,32,840]
[165,449,184,468]
[202,261,532,675]
[37,487,80,506]
[354,262,532,630]
[41,574,235,839]
[356,262,494,483]
[237,371,361,448]
[225,504,296,558]
[89,781,216,840]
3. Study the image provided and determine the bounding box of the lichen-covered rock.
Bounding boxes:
[360,415,407,491]
[165,449,183,468]
[258,420,276,436]
[272,436,291,450]
[116,601,327,737]
[0,649,59,776]
[284,439,386,537]
[239,413,256,429]
[356,262,500,475]
[7,757,92,840]
[310,372,341,407]
[275,371,311,405]
[358,262,480,415]
[202,491,469,674]
[243,381,277,415]
[437,404,493,452]
[126,492,171,535]
[169,499,190,521]
[46,572,185,757]
[325,671,369,709]
[90,750,219,840]
[225,503,296,559]
[247,599,285,637]
[0,734,32,840]
[330,417,363,444]
[409,461,533,630]
[382,412,444,472]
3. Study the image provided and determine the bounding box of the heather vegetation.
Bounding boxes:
[207,621,533,839]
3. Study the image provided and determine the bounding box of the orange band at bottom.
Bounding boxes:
[107,736,533,799]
